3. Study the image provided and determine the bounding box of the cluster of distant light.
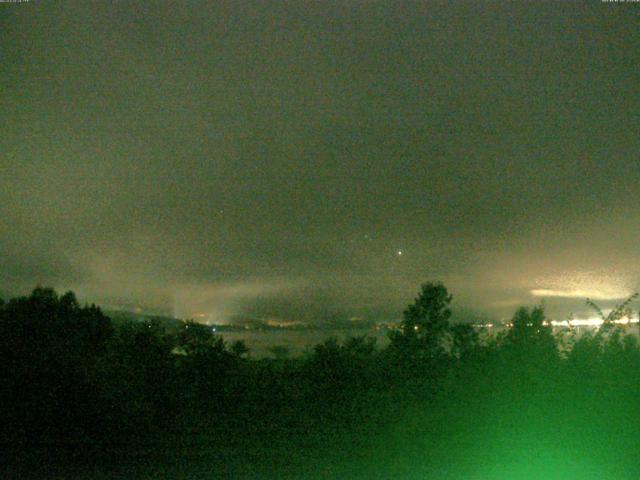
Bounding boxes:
[477,317,638,329]
[548,317,638,327]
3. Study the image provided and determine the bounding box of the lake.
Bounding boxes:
[215,328,391,357]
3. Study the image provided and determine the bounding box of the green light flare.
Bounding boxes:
[450,441,623,480]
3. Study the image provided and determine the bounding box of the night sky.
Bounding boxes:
[2,1,639,324]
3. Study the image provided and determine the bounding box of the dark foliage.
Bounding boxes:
[2,285,640,479]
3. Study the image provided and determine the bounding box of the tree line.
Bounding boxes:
[2,283,640,477]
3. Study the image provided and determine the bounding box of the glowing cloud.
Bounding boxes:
[530,288,631,300]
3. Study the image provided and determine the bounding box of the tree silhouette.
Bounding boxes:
[389,282,452,362]
[449,323,479,360]
[0,287,113,442]
[343,335,377,357]
[586,292,638,330]
[502,305,557,362]
[230,339,250,357]
[175,320,226,356]
[269,345,291,360]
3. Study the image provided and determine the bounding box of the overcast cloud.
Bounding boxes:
[2,1,639,323]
